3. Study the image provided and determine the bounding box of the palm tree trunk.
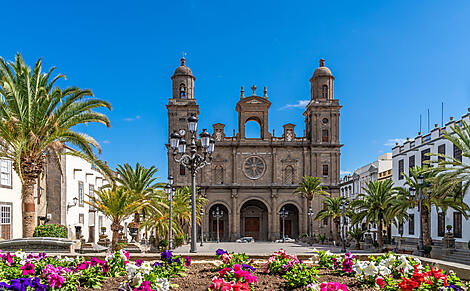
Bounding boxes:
[377,220,383,249]
[22,177,37,237]
[421,205,431,246]
[111,221,120,251]
[334,217,341,244]
[355,239,361,249]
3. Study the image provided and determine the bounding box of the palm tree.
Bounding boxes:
[314,196,345,244]
[115,163,160,240]
[293,176,329,209]
[393,166,469,246]
[0,54,111,237]
[348,227,365,250]
[351,180,395,249]
[87,186,142,251]
[431,120,470,195]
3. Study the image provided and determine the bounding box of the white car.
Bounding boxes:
[236,237,255,243]
[275,237,296,243]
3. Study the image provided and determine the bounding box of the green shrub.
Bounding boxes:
[282,264,319,288]
[33,223,68,238]
[159,239,169,249]
[423,245,432,255]
[318,234,326,244]
[174,236,184,247]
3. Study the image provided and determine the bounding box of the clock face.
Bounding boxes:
[179,129,186,136]
[322,118,329,124]
[243,156,265,180]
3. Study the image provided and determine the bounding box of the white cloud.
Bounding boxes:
[123,115,141,122]
[384,138,406,147]
[340,170,352,176]
[102,140,111,144]
[279,100,309,110]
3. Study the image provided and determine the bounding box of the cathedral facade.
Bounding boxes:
[167,58,342,241]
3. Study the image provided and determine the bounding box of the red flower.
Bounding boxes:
[375,277,386,288]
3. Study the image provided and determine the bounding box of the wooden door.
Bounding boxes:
[285,220,292,238]
[245,217,260,240]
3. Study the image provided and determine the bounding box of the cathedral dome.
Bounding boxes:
[312,59,333,78]
[172,57,194,77]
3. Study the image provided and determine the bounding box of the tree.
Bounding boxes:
[393,166,469,246]
[115,163,160,240]
[431,121,470,195]
[87,186,142,251]
[0,54,111,237]
[293,176,329,207]
[348,227,365,250]
[314,196,345,244]
[141,186,207,245]
[351,180,395,249]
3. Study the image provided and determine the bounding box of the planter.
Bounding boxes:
[0,237,74,253]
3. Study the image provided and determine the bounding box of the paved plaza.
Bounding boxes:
[172,242,344,256]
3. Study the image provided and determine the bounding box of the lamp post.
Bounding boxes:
[212,207,223,243]
[164,176,175,250]
[409,175,429,257]
[279,207,288,243]
[200,207,204,246]
[341,199,350,253]
[307,207,314,237]
[169,114,215,253]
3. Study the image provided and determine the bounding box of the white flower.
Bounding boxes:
[363,263,378,277]
[126,263,139,279]
[154,278,170,291]
[119,250,127,261]
[139,262,152,275]
[15,251,27,260]
[105,253,114,262]
[378,265,391,276]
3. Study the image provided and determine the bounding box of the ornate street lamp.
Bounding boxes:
[200,207,205,246]
[279,207,289,243]
[169,115,214,253]
[307,207,315,237]
[164,180,175,250]
[212,207,224,243]
[341,199,350,253]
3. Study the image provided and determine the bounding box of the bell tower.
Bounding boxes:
[167,57,199,185]
[304,59,342,187]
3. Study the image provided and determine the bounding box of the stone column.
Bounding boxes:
[231,189,239,240]
[271,189,279,240]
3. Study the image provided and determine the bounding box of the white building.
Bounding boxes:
[0,149,113,242]
[391,109,470,248]
[0,159,23,239]
[340,153,392,200]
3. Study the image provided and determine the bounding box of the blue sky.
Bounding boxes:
[2,0,470,180]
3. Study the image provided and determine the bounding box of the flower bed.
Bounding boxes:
[0,249,188,291]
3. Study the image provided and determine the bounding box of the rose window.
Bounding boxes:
[244,156,265,179]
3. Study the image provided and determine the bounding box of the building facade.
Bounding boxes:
[391,110,470,248]
[167,58,342,241]
[339,153,392,200]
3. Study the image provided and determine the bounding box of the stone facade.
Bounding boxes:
[167,58,342,241]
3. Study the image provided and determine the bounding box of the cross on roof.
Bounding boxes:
[251,85,257,95]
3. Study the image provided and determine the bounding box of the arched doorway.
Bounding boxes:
[279,203,300,239]
[240,199,269,241]
[208,204,229,242]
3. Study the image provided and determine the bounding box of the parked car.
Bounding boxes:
[275,236,296,243]
[236,237,255,243]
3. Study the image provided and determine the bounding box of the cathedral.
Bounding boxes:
[167,57,342,241]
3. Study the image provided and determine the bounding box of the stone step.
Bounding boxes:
[442,256,470,266]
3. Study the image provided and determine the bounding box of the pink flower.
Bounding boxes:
[133,280,154,291]
[20,262,35,275]
[209,277,227,290]
[184,256,191,267]
[47,273,65,288]
[320,282,348,291]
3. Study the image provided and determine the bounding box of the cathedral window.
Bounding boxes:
[322,129,329,142]
[322,118,329,124]
[215,166,224,184]
[179,84,186,98]
[322,164,329,177]
[180,164,186,176]
[283,166,294,184]
[322,85,328,98]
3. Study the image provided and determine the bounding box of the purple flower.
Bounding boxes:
[184,256,191,267]
[160,250,173,261]
[135,259,144,267]
[216,249,227,256]
[242,264,256,271]
[153,262,162,268]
